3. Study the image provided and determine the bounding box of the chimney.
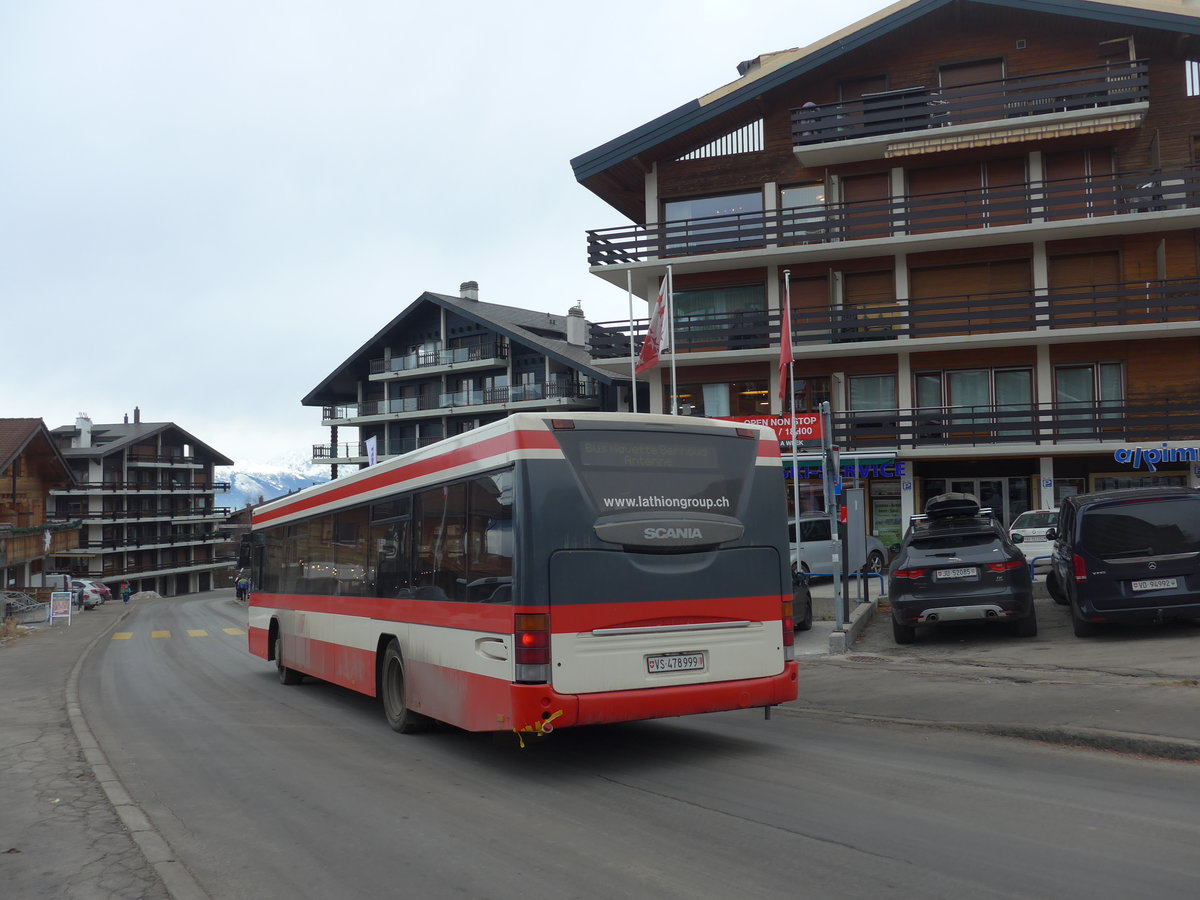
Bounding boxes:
[123,413,129,424]
[75,414,92,449]
[566,304,587,347]
[134,406,141,424]
[460,280,479,301]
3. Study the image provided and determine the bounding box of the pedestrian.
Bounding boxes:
[121,581,132,604]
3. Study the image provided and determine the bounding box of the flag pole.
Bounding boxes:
[784,269,801,540]
[667,264,677,415]
[627,269,637,413]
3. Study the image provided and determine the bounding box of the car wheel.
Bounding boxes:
[1013,607,1038,637]
[1070,600,1099,638]
[275,634,303,685]
[794,586,813,632]
[863,550,885,575]
[1046,571,1067,606]
[892,618,916,645]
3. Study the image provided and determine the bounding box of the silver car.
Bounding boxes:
[788,513,888,577]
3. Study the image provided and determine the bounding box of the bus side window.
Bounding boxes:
[414,483,466,601]
[465,472,514,602]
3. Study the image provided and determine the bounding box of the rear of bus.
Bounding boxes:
[509,414,797,734]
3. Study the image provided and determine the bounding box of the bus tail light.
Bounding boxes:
[1072,553,1087,582]
[781,599,795,661]
[515,613,550,683]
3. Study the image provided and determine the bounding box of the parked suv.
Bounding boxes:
[888,493,1036,644]
[1046,486,1200,637]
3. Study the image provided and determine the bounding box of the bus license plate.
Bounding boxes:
[646,652,705,674]
[935,567,976,581]
[1132,577,1178,592]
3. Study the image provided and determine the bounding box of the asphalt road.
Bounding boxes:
[69,591,1200,900]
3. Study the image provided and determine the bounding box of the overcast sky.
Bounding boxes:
[3,0,889,467]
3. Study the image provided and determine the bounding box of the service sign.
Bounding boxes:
[715,414,822,442]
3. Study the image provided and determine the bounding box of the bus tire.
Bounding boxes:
[275,635,303,685]
[381,640,428,734]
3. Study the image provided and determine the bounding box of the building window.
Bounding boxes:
[668,381,769,417]
[1187,60,1200,97]
[1056,363,1122,432]
[848,374,896,411]
[788,376,831,413]
[663,191,763,251]
[780,184,827,240]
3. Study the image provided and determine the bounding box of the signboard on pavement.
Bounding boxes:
[50,591,73,624]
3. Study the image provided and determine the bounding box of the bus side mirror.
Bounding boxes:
[237,534,252,569]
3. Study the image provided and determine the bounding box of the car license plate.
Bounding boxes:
[646,652,705,674]
[934,567,976,581]
[1132,577,1178,592]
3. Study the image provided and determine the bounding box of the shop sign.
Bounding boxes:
[786,461,907,480]
[716,414,822,441]
[1114,444,1200,472]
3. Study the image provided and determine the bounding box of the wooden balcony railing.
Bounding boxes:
[313,437,444,459]
[790,60,1148,147]
[323,381,600,421]
[831,397,1200,452]
[589,277,1200,359]
[586,164,1200,266]
[369,338,508,375]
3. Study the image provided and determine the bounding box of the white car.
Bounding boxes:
[789,513,888,577]
[1009,509,1059,570]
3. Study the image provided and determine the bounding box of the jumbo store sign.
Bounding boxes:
[717,414,821,442]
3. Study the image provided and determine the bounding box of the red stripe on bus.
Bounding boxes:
[251,625,797,732]
[253,429,560,525]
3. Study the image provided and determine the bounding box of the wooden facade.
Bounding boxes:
[0,418,79,588]
[573,0,1200,527]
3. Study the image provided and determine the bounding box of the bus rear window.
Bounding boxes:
[552,429,754,516]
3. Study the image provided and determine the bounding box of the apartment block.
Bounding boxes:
[572,0,1200,546]
[49,411,233,596]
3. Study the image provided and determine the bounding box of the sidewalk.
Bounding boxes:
[795,575,1200,760]
[0,596,173,900]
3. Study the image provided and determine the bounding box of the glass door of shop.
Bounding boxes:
[923,477,1030,526]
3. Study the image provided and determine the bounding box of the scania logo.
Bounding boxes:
[644,527,703,540]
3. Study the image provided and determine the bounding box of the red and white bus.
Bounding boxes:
[246,412,798,739]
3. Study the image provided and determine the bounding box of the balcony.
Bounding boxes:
[322,381,601,422]
[791,61,1148,166]
[51,480,230,495]
[831,397,1200,454]
[589,277,1200,360]
[313,437,444,461]
[586,164,1198,268]
[369,338,508,378]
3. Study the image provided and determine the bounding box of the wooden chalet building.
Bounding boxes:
[572,0,1200,546]
[48,411,234,596]
[0,418,80,589]
[304,282,629,472]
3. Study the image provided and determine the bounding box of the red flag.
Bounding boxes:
[778,282,794,405]
[636,278,670,374]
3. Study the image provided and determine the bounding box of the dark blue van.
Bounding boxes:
[1046,487,1200,636]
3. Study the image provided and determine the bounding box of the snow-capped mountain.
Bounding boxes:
[217,456,331,511]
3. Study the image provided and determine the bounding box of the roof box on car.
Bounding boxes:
[924,492,981,519]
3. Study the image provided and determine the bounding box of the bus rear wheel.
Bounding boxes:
[381,640,428,734]
[275,634,303,685]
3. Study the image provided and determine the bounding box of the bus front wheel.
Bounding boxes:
[381,640,428,734]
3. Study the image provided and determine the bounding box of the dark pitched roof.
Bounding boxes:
[49,421,234,466]
[0,417,75,482]
[570,0,1200,199]
[303,291,623,406]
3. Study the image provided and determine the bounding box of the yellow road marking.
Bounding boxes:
[187,629,208,637]
[113,632,132,640]
[223,628,245,635]
[151,630,170,639]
